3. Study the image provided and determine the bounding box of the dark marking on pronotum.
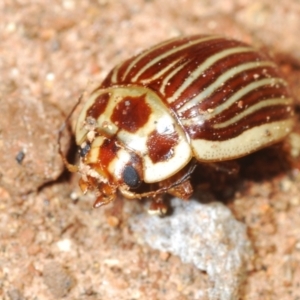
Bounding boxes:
[87,92,110,120]
[110,95,152,133]
[146,130,179,163]
[98,138,121,169]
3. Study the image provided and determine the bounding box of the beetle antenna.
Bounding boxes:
[57,93,84,173]
[169,159,197,188]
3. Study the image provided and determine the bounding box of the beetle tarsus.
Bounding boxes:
[148,196,168,216]
[93,195,115,209]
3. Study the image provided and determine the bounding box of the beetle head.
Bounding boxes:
[77,135,144,207]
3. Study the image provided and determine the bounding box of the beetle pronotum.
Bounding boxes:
[59,35,294,213]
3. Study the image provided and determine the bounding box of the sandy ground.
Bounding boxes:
[1,0,300,299]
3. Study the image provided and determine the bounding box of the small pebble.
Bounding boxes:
[43,261,75,298]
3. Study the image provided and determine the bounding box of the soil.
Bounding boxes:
[1,0,300,299]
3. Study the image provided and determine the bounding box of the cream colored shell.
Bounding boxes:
[76,86,193,183]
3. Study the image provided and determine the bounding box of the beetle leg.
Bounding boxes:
[78,178,88,194]
[148,194,168,216]
[158,160,196,199]
[93,183,117,208]
[93,194,115,208]
[167,179,193,200]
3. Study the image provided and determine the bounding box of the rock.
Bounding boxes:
[0,95,69,196]
[129,198,253,300]
[7,289,25,300]
[43,261,75,298]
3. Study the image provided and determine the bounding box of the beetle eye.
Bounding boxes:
[79,143,91,157]
[122,165,141,189]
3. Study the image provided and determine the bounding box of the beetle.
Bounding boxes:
[59,35,294,213]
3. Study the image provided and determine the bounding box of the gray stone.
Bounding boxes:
[129,198,253,300]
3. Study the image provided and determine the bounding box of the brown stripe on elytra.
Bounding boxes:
[146,130,179,163]
[86,92,110,119]
[101,35,250,90]
[143,57,192,98]
[103,37,194,86]
[209,87,291,124]
[110,94,152,133]
[169,52,271,110]
[121,39,190,83]
[180,83,290,120]
[100,56,136,88]
[120,36,214,82]
[100,69,114,88]
[185,105,292,141]
[203,68,284,109]
[113,56,137,83]
[144,51,262,109]
[112,36,234,85]
[181,66,281,118]
[133,37,228,82]
[160,40,248,97]
[136,53,188,82]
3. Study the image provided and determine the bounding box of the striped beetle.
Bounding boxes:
[60,35,294,213]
